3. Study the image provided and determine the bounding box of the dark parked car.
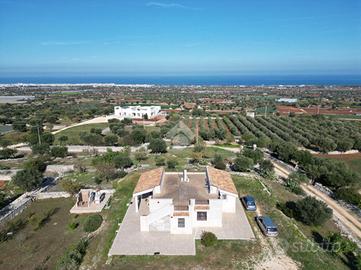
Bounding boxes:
[241,195,257,211]
[256,216,278,237]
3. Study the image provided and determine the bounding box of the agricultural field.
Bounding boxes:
[316,152,361,175]
[182,115,361,153]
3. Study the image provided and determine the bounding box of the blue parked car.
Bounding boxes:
[241,195,257,211]
[256,216,278,237]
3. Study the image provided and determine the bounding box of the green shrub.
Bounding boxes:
[56,238,88,270]
[51,146,68,158]
[13,168,43,191]
[0,148,18,159]
[155,156,166,166]
[259,159,274,178]
[233,155,254,172]
[285,173,306,195]
[193,143,205,153]
[83,214,103,232]
[334,188,361,208]
[243,148,263,163]
[68,222,79,230]
[285,180,304,195]
[201,231,217,247]
[167,159,178,169]
[148,138,167,153]
[134,147,148,161]
[325,232,357,255]
[117,170,127,179]
[282,197,332,226]
[213,155,226,170]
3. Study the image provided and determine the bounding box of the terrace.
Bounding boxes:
[153,172,217,206]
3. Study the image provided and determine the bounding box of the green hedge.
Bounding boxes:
[83,214,103,233]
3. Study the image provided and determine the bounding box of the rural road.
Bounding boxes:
[51,115,109,135]
[15,144,149,154]
[270,158,361,240]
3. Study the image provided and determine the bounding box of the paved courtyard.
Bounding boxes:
[109,202,196,256]
[194,199,255,239]
[109,199,255,256]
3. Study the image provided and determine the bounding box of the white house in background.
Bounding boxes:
[246,111,256,118]
[276,98,298,103]
[133,166,238,234]
[114,105,161,119]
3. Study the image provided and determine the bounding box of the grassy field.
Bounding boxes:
[1,131,27,145]
[0,198,89,270]
[80,173,350,270]
[54,123,109,145]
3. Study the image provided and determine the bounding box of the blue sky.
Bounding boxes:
[0,0,360,76]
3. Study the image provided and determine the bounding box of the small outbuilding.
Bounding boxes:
[70,189,114,214]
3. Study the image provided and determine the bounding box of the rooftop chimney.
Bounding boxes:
[182,169,189,182]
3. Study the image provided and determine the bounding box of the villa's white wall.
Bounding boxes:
[140,203,173,232]
[209,185,218,195]
[153,185,161,194]
[114,106,161,119]
[189,199,223,228]
[221,192,237,213]
[170,216,192,234]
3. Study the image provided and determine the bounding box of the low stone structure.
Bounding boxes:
[70,189,114,214]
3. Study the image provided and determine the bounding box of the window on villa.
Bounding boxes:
[197,212,207,221]
[222,194,227,199]
[178,218,185,228]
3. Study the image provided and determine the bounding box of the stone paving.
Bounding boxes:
[109,202,196,256]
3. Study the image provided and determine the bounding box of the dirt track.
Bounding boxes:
[271,161,361,240]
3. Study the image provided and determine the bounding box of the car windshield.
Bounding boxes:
[267,227,278,232]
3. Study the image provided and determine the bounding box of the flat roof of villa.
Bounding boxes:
[153,172,217,206]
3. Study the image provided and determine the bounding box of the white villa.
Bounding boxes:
[109,166,255,255]
[114,105,161,119]
[133,167,238,234]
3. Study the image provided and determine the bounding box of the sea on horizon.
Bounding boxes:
[0,74,360,86]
